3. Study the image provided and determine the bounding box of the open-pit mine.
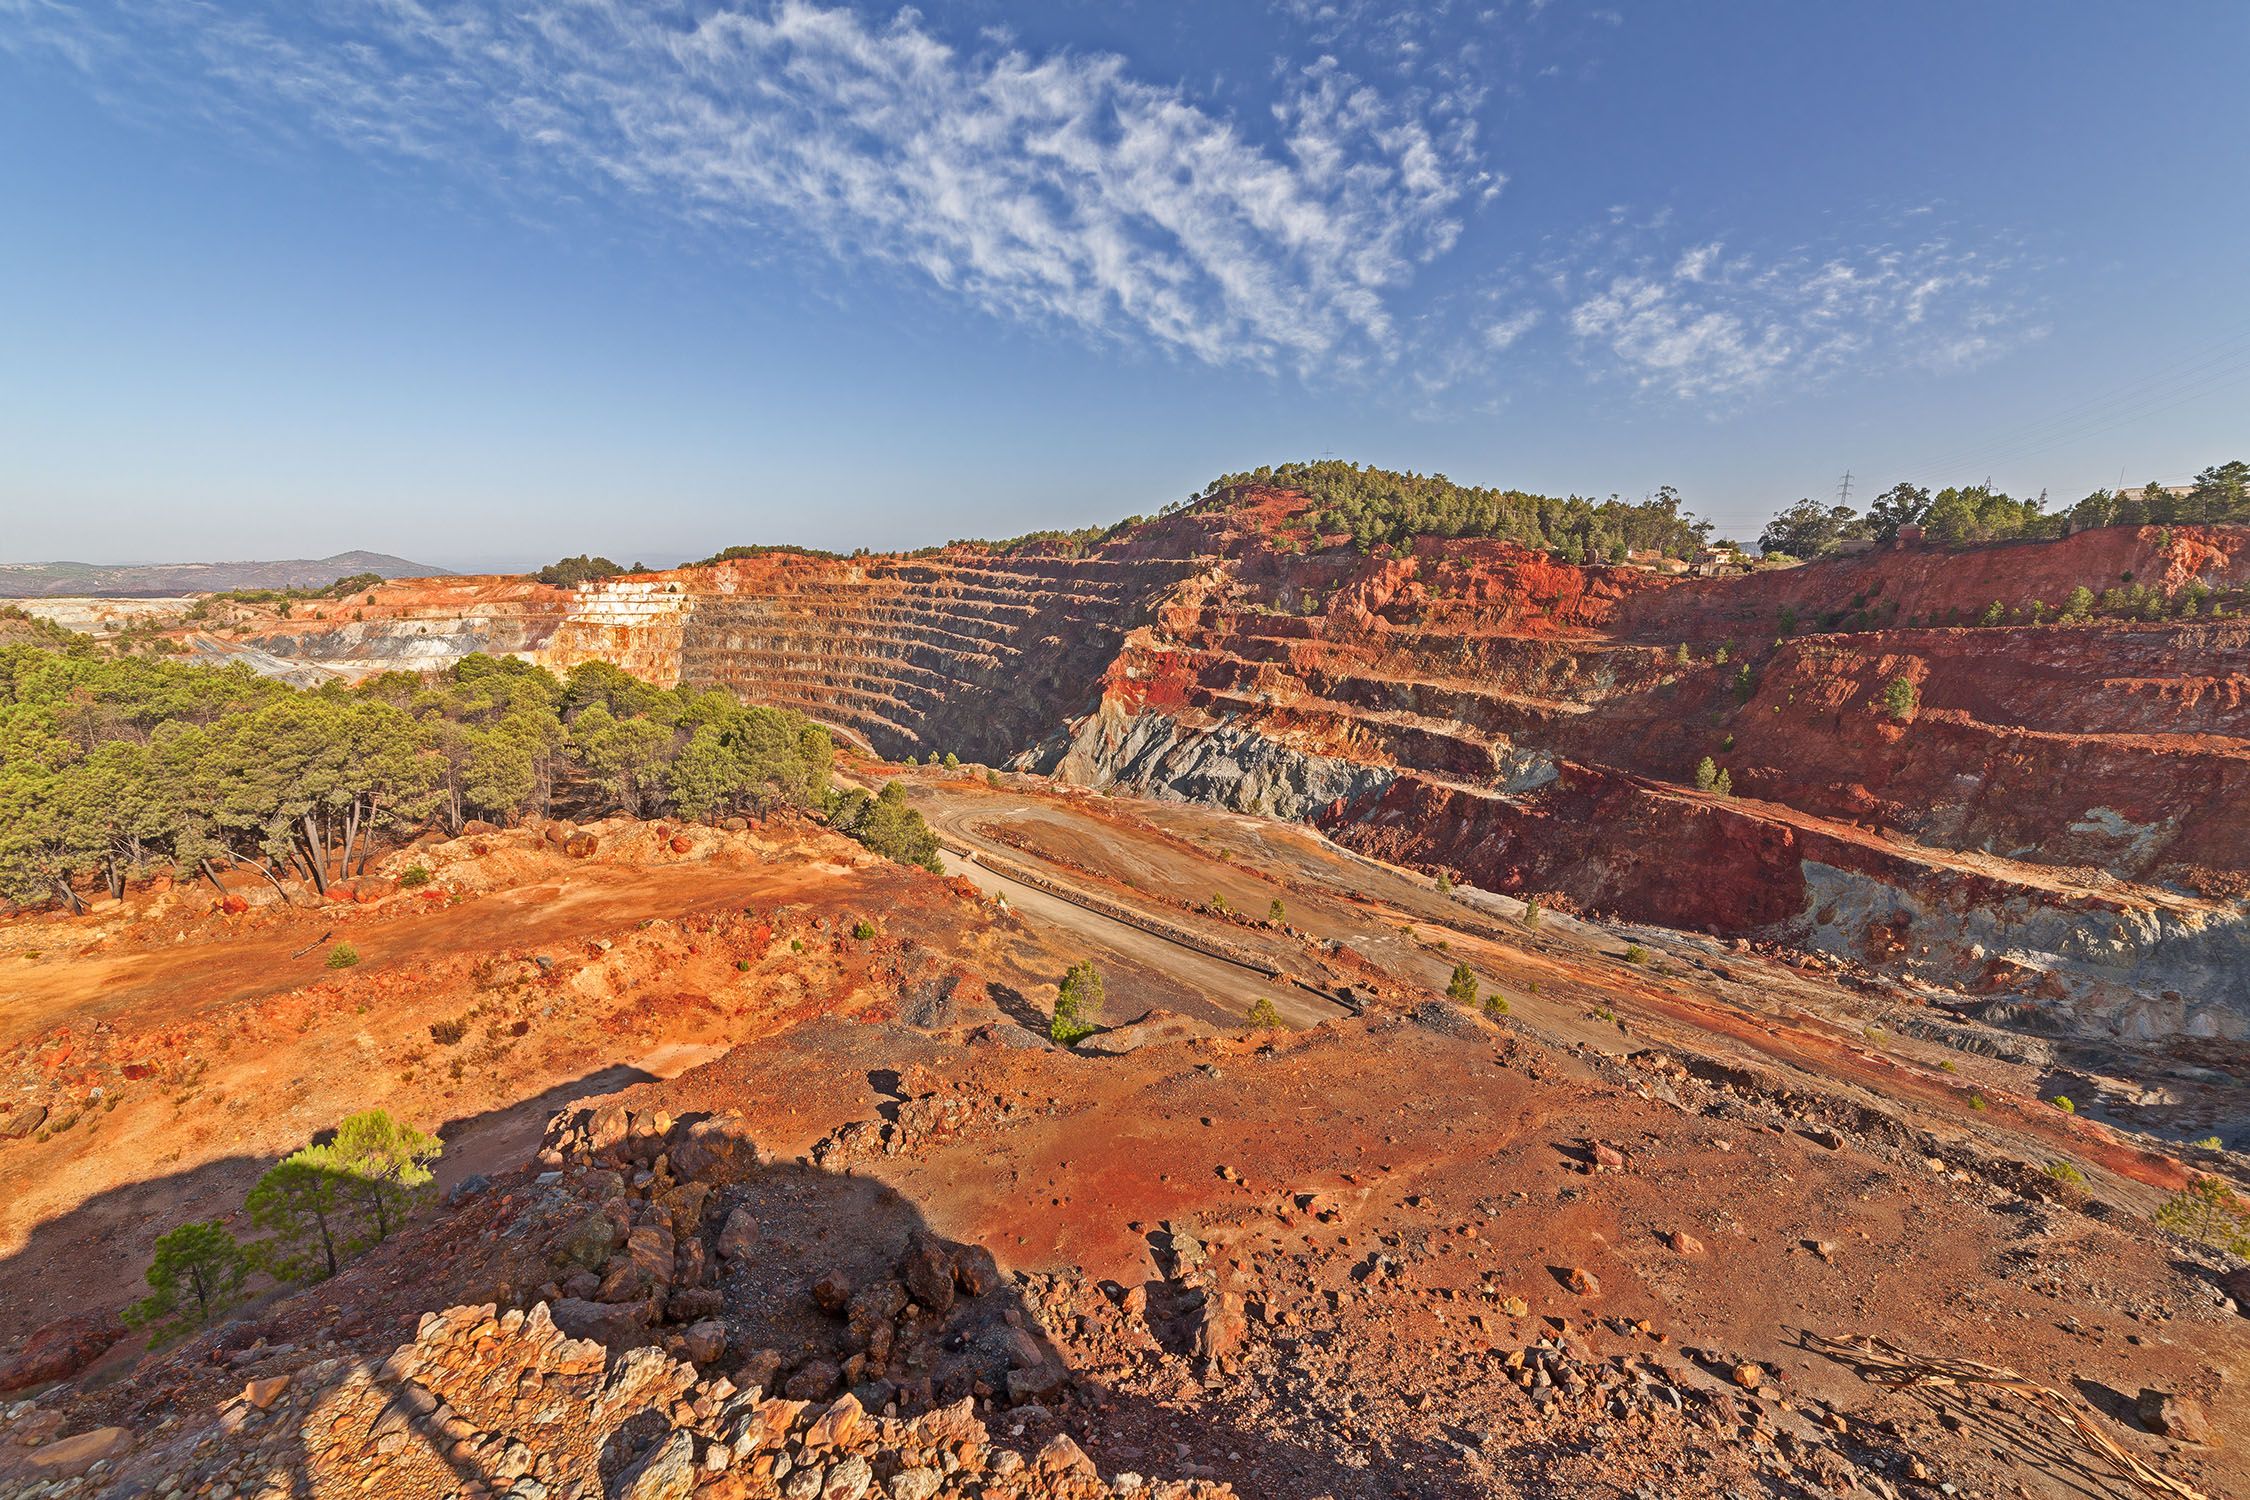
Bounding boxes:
[168,488,2250,1041]
[2,482,2244,1500]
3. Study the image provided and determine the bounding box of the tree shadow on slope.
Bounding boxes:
[523,1141,1484,1499]
[0,1064,656,1353]
[0,1024,1501,1499]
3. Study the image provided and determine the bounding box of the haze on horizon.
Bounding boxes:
[2,0,2245,571]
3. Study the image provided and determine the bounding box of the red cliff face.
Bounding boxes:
[185,498,2250,1033]
[1043,503,2250,1035]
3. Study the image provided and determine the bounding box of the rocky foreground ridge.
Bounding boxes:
[165,495,2250,1036]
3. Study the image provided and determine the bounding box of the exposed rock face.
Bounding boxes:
[0,1315,121,1394]
[1040,514,2250,1034]
[180,500,2250,1034]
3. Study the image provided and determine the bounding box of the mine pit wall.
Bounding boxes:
[233,577,578,676]
[1714,623,2250,880]
[538,577,691,687]
[1612,523,2250,643]
[1794,861,2250,1042]
[1049,704,2250,1037]
[666,552,1198,764]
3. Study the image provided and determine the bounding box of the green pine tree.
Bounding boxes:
[124,1221,251,1344]
[328,1109,442,1245]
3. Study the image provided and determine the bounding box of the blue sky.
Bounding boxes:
[3,1,2245,570]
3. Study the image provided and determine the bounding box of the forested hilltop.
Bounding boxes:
[906,460,1719,562]
[1190,460,1716,560]
[682,458,2250,570]
[0,648,940,913]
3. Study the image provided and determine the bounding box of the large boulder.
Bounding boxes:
[0,1314,123,1393]
[613,1430,696,1500]
[548,1296,659,1349]
[23,1425,132,1478]
[667,1112,760,1183]
[899,1231,956,1315]
[0,1103,48,1142]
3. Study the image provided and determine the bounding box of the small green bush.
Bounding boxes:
[429,1017,469,1046]
[1445,963,1477,1006]
[2050,1095,2075,1114]
[1483,992,1510,1018]
[1051,960,1104,1045]
[1246,996,1283,1029]
[326,943,360,970]
[1968,1093,1988,1111]
[2045,1161,2085,1186]
[1268,898,1287,924]
[398,865,432,889]
[1521,898,1540,929]
[851,919,875,940]
[1621,943,1649,965]
[1882,676,1918,722]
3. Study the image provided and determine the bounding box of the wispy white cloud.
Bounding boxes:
[1567,275,1794,398]
[5,3,2047,412]
[1547,219,2045,402]
[9,0,1487,374]
[1400,210,2045,409]
[1482,307,1541,349]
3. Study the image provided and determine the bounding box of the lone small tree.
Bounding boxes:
[1268,898,1287,924]
[1693,756,1719,792]
[1246,996,1283,1030]
[1882,676,1918,722]
[125,1221,251,1344]
[329,1109,442,1245]
[1051,960,1104,1045]
[247,1148,354,1281]
[1446,962,1478,1006]
[2061,585,2095,622]
[2154,1176,2250,1257]
[1522,898,1541,929]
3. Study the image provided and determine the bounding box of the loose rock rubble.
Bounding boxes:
[0,1302,1230,1499]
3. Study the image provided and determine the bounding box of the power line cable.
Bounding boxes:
[1919,356,2250,484]
[1905,326,2250,480]
[1910,324,2250,472]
